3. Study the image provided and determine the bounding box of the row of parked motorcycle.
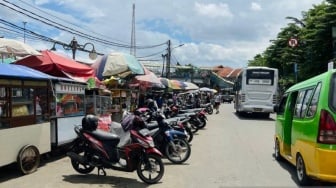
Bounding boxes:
[66,100,214,184]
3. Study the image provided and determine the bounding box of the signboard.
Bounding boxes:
[288,38,298,47]
[55,83,85,94]
[328,61,334,71]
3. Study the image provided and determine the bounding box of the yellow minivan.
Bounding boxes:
[274,69,336,185]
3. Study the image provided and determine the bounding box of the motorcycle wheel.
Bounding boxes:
[184,126,193,143]
[189,122,199,133]
[165,138,191,164]
[70,146,95,174]
[197,118,207,129]
[137,154,164,184]
[207,107,213,115]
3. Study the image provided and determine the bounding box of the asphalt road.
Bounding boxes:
[0,103,334,188]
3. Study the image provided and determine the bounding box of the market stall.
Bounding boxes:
[0,64,85,174]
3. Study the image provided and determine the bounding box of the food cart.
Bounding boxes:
[0,64,86,174]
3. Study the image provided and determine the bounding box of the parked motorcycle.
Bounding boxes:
[200,103,213,115]
[147,112,191,164]
[66,114,165,184]
[138,107,193,143]
[165,104,208,131]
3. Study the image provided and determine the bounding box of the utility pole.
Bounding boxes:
[23,22,27,43]
[130,4,136,56]
[166,40,171,78]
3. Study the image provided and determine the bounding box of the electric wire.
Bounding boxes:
[1,0,168,49]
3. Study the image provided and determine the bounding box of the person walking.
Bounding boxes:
[214,93,221,114]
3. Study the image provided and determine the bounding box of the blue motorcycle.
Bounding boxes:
[147,112,191,164]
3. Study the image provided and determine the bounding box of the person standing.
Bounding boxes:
[214,93,221,114]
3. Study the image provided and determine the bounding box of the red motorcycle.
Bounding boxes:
[66,114,165,184]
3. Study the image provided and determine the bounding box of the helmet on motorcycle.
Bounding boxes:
[82,114,99,131]
[146,99,155,109]
[167,99,174,106]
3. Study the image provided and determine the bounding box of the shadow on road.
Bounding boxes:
[271,153,336,186]
[0,152,66,183]
[62,174,150,187]
[233,112,275,121]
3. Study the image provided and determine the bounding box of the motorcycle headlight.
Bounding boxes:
[148,140,155,148]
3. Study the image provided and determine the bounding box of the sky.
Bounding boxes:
[0,0,325,68]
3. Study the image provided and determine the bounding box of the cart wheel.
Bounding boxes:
[17,145,40,174]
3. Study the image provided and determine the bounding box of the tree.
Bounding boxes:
[248,1,336,91]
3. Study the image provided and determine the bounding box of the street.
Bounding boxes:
[0,103,333,187]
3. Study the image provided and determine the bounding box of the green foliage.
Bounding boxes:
[248,1,336,91]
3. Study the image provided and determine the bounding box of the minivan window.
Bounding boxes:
[301,89,313,117]
[307,83,321,117]
[331,73,336,112]
[294,89,313,118]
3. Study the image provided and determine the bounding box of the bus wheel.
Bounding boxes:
[296,154,311,186]
[274,139,282,161]
[17,145,40,175]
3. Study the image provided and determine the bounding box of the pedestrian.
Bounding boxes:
[214,93,221,114]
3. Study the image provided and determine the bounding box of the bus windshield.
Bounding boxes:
[246,69,275,85]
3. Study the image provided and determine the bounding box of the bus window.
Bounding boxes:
[307,83,321,117]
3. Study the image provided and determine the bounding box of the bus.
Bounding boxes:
[233,66,279,118]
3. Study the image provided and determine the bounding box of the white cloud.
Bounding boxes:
[0,0,325,69]
[251,2,262,11]
[194,2,233,18]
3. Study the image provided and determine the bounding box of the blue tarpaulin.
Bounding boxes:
[0,64,74,81]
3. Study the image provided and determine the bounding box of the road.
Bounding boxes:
[0,103,332,187]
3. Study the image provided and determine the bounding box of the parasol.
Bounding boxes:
[0,38,41,56]
[92,52,145,80]
[160,78,186,90]
[132,66,165,89]
[199,87,213,92]
[183,81,199,90]
[14,50,95,83]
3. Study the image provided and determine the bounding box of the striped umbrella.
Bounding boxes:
[160,78,186,90]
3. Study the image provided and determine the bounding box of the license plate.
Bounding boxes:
[254,108,262,112]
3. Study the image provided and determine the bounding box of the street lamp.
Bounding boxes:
[166,40,184,78]
[50,37,99,60]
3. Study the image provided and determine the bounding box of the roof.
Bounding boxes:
[0,64,81,83]
[0,63,53,80]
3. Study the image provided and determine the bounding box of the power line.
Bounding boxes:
[1,0,168,49]
[17,0,127,44]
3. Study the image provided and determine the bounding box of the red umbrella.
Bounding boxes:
[130,66,165,89]
[14,50,95,82]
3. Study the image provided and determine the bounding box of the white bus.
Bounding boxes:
[234,66,279,118]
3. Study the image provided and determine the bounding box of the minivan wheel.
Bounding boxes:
[274,139,282,161]
[296,154,311,186]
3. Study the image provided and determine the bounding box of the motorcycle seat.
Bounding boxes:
[176,112,196,117]
[90,129,120,142]
[146,121,159,130]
